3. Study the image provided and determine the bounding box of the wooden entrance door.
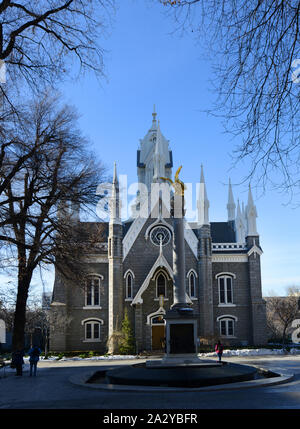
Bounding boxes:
[152,325,165,350]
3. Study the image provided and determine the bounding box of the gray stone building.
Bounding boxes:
[49,110,268,353]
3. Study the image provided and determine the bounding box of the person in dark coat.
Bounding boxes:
[215,340,224,363]
[28,345,41,376]
[12,349,25,376]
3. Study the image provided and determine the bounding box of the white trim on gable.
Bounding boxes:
[184,220,198,257]
[247,245,263,258]
[123,199,198,261]
[123,215,148,261]
[131,253,174,305]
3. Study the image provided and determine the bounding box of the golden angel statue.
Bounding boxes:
[161,165,186,196]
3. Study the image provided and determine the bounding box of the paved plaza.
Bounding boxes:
[0,355,300,411]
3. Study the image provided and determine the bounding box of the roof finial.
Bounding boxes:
[152,104,157,123]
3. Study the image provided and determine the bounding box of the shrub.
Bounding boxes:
[119,309,135,355]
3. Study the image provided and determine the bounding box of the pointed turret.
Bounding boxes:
[108,161,123,352]
[197,165,210,226]
[227,178,236,221]
[235,199,246,243]
[109,162,121,224]
[246,184,258,236]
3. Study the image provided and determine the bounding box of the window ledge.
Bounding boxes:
[83,306,102,310]
[190,297,198,301]
[83,339,101,343]
[218,304,236,307]
[125,298,133,302]
[220,336,237,339]
[154,298,169,301]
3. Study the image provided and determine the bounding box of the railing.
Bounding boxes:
[212,243,247,251]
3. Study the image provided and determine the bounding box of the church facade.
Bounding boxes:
[49,110,268,353]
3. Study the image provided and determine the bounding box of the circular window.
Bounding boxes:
[150,225,171,246]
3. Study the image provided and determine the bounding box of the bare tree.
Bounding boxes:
[0,1,114,205]
[266,294,299,345]
[0,91,107,351]
[0,0,115,92]
[159,0,300,198]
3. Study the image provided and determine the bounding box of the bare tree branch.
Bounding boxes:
[159,0,300,199]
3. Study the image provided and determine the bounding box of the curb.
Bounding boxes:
[69,367,294,392]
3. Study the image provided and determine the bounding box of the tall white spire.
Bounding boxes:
[109,162,121,224]
[197,165,210,226]
[153,120,166,182]
[246,184,258,236]
[227,178,236,221]
[235,199,246,243]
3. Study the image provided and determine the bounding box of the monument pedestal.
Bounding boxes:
[164,307,197,356]
[146,306,205,368]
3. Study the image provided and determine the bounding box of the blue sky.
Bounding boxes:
[4,0,299,298]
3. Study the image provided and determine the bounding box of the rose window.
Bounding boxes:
[150,226,171,246]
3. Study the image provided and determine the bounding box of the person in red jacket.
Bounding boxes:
[215,340,224,362]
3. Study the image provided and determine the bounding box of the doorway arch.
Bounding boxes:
[150,313,165,351]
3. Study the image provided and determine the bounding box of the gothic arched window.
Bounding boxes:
[125,272,133,300]
[156,273,167,298]
[188,272,196,298]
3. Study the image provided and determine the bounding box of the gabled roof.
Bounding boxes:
[131,250,192,305]
[131,252,174,305]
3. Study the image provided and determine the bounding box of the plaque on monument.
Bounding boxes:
[170,323,195,354]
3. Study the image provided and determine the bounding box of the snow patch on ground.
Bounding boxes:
[40,348,300,361]
[57,355,138,361]
[3,348,300,368]
[199,348,288,357]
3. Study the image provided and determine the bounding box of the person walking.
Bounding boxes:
[12,349,25,376]
[215,340,224,363]
[28,345,41,376]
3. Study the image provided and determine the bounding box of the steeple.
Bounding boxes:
[197,165,209,226]
[246,184,258,236]
[109,162,121,224]
[227,178,236,221]
[235,199,246,243]
[149,104,158,132]
[137,107,173,196]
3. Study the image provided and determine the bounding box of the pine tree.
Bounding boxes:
[119,309,135,355]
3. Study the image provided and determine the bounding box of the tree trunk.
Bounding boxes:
[12,273,32,352]
[282,326,287,348]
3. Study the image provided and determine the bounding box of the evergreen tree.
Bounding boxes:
[119,309,135,355]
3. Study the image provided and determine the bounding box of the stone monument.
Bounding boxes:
[147,167,202,366]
